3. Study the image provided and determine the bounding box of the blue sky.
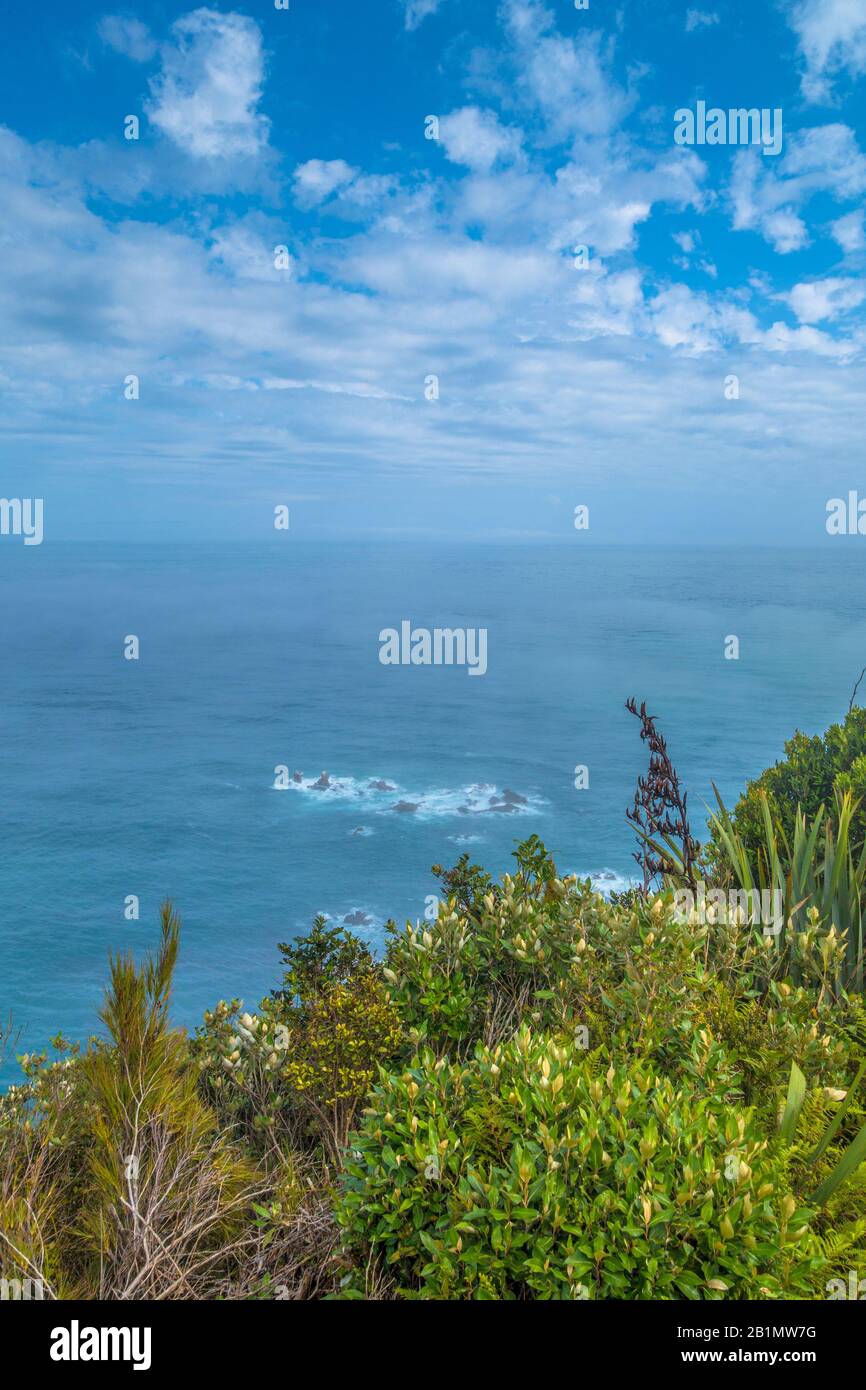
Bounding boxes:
[1,0,865,541]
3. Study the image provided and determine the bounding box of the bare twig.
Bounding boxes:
[849,667,866,713]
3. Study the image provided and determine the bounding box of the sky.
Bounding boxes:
[1,0,865,542]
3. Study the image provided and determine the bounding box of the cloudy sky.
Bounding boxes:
[2,0,865,542]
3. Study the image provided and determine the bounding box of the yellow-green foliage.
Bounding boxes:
[281,974,402,1159]
[195,927,402,1163]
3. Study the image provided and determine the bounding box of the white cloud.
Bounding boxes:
[730,124,866,251]
[785,0,866,102]
[546,149,705,257]
[98,15,157,62]
[782,276,866,322]
[502,0,636,140]
[760,319,855,356]
[685,10,720,32]
[293,159,358,208]
[401,0,442,30]
[343,233,557,302]
[648,284,733,353]
[291,161,401,225]
[831,209,866,251]
[566,267,644,339]
[2,0,866,532]
[648,281,856,357]
[438,108,523,172]
[208,220,293,280]
[763,208,810,253]
[146,9,270,159]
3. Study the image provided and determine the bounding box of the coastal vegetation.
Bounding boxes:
[3,705,866,1300]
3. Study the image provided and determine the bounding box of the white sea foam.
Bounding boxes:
[572,868,637,897]
[278,773,545,819]
[315,907,385,940]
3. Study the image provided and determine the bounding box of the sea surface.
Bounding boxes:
[1,541,864,1087]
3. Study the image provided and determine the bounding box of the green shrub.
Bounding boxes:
[383,868,603,1057]
[337,1026,818,1300]
[715,706,866,864]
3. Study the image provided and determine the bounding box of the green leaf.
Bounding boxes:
[779,1062,807,1143]
[811,1117,866,1206]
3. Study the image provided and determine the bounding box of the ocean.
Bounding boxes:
[1,541,864,1087]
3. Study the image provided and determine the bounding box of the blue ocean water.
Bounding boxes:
[1,541,865,1087]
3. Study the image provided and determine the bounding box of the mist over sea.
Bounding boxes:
[1,540,864,1086]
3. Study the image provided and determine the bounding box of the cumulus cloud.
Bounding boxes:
[98,14,157,62]
[648,284,749,353]
[785,0,866,102]
[782,276,866,323]
[648,281,856,357]
[501,0,636,140]
[730,124,866,251]
[760,318,856,356]
[146,9,270,159]
[291,161,401,226]
[293,159,358,208]
[438,108,523,172]
[831,209,866,252]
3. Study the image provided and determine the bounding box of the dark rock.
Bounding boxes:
[393,800,419,814]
